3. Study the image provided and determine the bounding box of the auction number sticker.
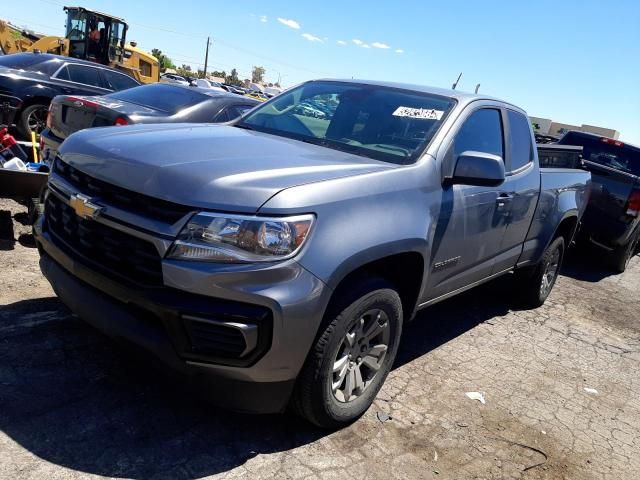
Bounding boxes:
[392,106,444,120]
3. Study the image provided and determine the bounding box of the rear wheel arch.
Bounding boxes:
[21,94,53,109]
[553,214,579,247]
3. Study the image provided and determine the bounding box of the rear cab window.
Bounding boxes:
[506,110,534,171]
[107,84,208,113]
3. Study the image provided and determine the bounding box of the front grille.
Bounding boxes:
[45,193,164,286]
[53,159,194,224]
[184,318,248,358]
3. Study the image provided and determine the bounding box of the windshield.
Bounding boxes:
[560,132,640,176]
[238,81,455,164]
[65,9,88,40]
[107,84,208,113]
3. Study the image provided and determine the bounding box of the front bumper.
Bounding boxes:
[35,219,331,413]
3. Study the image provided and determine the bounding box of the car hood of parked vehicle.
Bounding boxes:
[57,123,396,213]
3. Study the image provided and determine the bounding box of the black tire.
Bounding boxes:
[292,277,403,428]
[17,103,49,139]
[610,233,639,273]
[518,236,565,308]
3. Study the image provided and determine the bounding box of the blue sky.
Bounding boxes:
[5,0,640,143]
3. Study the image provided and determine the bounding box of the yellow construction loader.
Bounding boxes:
[0,6,159,84]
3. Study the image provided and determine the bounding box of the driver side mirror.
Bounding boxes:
[450,151,505,186]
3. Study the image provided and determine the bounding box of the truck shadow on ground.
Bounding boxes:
[0,209,36,250]
[560,245,626,283]
[0,280,525,479]
[0,210,15,250]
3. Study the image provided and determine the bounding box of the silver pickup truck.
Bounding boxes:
[34,80,591,427]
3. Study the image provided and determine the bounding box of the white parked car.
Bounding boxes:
[264,86,282,97]
[195,79,227,92]
[160,73,190,86]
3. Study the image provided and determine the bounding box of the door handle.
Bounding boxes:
[496,193,514,208]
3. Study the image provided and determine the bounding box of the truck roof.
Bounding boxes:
[318,78,509,106]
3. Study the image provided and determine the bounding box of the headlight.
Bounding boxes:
[167,213,314,263]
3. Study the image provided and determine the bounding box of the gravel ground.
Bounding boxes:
[1,198,639,480]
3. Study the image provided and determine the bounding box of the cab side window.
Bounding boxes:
[507,110,534,171]
[66,65,104,88]
[453,108,504,158]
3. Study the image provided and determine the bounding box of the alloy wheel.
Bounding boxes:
[27,107,48,135]
[331,309,390,403]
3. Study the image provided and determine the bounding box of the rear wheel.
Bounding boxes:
[18,104,48,139]
[292,278,403,428]
[610,232,639,273]
[518,236,565,308]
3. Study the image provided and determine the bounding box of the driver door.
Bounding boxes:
[423,106,509,302]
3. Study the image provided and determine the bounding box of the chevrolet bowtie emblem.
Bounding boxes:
[69,194,102,220]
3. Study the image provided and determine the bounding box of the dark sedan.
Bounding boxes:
[40,83,260,164]
[0,52,140,138]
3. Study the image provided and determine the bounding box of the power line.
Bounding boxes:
[10,8,329,77]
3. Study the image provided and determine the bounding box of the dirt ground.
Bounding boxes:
[1,197,639,480]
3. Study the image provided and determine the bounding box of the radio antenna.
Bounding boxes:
[451,72,462,90]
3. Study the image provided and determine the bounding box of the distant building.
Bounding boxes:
[529,116,620,140]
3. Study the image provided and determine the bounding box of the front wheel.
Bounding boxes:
[291,278,403,428]
[18,103,49,139]
[518,236,565,308]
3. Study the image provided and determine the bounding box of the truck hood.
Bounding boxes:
[58,123,395,213]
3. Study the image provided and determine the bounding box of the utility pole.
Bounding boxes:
[203,37,211,78]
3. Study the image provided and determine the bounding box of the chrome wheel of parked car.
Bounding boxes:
[27,106,48,133]
[332,309,390,403]
[18,104,49,138]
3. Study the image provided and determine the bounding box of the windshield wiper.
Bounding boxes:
[234,123,254,130]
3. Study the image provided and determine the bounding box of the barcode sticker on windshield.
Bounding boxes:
[392,107,444,120]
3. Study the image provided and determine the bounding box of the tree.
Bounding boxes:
[211,70,226,79]
[251,66,266,84]
[176,64,193,78]
[225,68,241,86]
[151,48,175,71]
